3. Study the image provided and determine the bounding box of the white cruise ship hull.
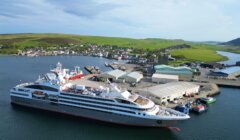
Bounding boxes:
[11,96,177,127]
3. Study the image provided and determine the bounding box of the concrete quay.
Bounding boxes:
[84,66,102,74]
[195,76,240,88]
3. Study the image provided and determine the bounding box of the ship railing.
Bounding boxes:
[16,82,33,87]
[62,88,84,94]
[157,106,186,117]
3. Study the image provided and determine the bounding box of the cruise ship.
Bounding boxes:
[10,72,190,127]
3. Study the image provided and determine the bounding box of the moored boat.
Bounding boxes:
[175,105,189,114]
[10,72,190,128]
[104,62,109,67]
[191,104,208,113]
[51,62,84,81]
[199,97,216,104]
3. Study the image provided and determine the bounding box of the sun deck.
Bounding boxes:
[67,74,107,88]
[133,96,150,106]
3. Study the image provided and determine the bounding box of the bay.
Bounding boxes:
[0,56,240,140]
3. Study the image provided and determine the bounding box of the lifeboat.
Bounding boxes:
[32,91,45,98]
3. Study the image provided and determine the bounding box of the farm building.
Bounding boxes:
[97,69,126,82]
[152,73,179,83]
[137,82,200,104]
[154,65,193,81]
[124,72,143,83]
[209,66,240,79]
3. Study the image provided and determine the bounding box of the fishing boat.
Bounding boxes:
[199,97,216,104]
[191,104,208,113]
[51,62,84,81]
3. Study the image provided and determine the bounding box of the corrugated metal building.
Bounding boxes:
[124,72,143,83]
[98,69,126,82]
[138,82,200,104]
[210,66,240,79]
[152,73,179,83]
[154,65,193,81]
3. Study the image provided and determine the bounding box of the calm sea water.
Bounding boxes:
[0,55,240,140]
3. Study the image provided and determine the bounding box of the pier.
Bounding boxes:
[108,63,142,72]
[195,77,240,88]
[84,66,102,74]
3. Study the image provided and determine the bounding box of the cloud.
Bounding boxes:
[46,0,119,18]
[0,0,239,41]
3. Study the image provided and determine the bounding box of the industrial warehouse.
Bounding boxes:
[154,65,194,81]
[137,82,200,105]
[209,66,240,79]
[97,69,143,83]
[124,71,143,83]
[152,73,179,83]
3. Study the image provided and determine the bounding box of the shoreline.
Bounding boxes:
[1,49,238,64]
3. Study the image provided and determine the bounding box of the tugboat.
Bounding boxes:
[199,97,216,105]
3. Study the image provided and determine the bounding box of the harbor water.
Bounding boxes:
[0,55,240,140]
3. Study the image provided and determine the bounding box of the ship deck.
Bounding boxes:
[67,74,108,88]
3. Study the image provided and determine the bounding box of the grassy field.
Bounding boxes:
[0,33,237,63]
[171,48,227,63]
[0,33,186,50]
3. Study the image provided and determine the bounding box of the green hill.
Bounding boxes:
[0,33,187,49]
[0,33,235,63]
[221,38,240,46]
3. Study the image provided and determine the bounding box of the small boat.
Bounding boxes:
[199,97,216,104]
[191,104,208,113]
[175,105,189,114]
[105,62,109,67]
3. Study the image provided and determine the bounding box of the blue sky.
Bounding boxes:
[0,0,239,41]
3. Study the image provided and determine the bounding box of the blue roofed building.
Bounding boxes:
[209,66,240,79]
[154,65,194,81]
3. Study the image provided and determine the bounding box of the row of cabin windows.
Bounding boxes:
[59,96,149,111]
[60,102,136,118]
[60,92,114,102]
[25,85,58,92]
[11,92,29,96]
[59,100,136,114]
[61,92,136,106]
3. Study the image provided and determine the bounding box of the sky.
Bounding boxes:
[0,0,240,41]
